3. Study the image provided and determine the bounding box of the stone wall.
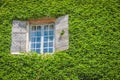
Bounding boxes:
[55,15,69,51]
[11,20,27,54]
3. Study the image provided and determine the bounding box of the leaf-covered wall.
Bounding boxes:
[0,0,120,79]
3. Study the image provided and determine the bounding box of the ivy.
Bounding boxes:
[0,0,120,79]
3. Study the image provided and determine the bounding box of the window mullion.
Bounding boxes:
[41,25,44,53]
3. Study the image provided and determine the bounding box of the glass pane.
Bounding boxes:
[49,48,53,53]
[37,37,41,42]
[49,36,53,41]
[31,38,36,42]
[44,37,48,42]
[44,31,48,36]
[44,43,48,47]
[36,43,40,48]
[30,32,36,36]
[44,25,48,30]
[37,32,41,36]
[49,31,54,35]
[49,42,53,47]
[31,43,35,48]
[31,48,35,52]
[37,26,41,31]
[49,25,54,30]
[43,48,48,53]
[32,26,36,31]
[36,49,40,53]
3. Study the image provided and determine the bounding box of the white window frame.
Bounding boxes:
[27,23,55,54]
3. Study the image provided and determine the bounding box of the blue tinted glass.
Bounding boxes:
[37,26,41,31]
[36,49,40,53]
[44,31,48,36]
[31,38,36,42]
[37,32,41,36]
[37,37,41,42]
[30,32,36,36]
[49,48,53,53]
[49,42,53,47]
[44,25,48,30]
[43,48,48,53]
[32,26,36,31]
[36,43,40,48]
[49,36,53,41]
[44,37,48,41]
[49,25,54,30]
[49,31,54,35]
[44,43,48,47]
[31,43,35,48]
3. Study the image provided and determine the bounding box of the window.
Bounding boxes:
[29,24,54,53]
[11,15,69,54]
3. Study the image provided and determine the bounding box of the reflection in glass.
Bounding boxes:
[44,37,48,41]
[36,43,40,48]
[43,48,48,53]
[49,31,54,35]
[49,25,54,30]
[37,37,41,42]
[37,26,41,31]
[37,32,41,36]
[44,25,48,30]
[32,26,36,31]
[30,32,36,36]
[36,49,40,53]
[49,48,53,53]
[49,42,53,47]
[49,36,53,41]
[31,43,35,48]
[44,31,48,36]
[31,38,36,42]
[44,43,48,47]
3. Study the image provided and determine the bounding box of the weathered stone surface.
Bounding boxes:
[55,15,69,51]
[11,20,27,54]
[12,21,26,32]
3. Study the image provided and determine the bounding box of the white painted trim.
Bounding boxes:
[11,52,20,54]
[41,25,44,54]
[53,23,55,53]
[26,22,29,52]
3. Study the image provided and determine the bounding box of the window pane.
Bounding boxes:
[44,25,48,30]
[43,48,48,53]
[49,48,53,53]
[36,43,40,48]
[30,32,36,36]
[49,42,53,47]
[37,37,41,42]
[44,37,48,42]
[37,32,41,36]
[32,26,36,31]
[49,36,53,41]
[49,25,54,30]
[31,38,36,42]
[36,49,40,53]
[44,43,48,47]
[31,43,35,48]
[37,26,41,31]
[49,31,54,35]
[44,31,48,36]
